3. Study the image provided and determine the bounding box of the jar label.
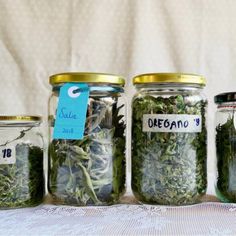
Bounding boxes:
[53,83,89,140]
[0,146,16,164]
[234,115,236,130]
[142,114,202,133]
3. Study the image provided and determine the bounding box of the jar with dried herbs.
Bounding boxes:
[0,116,44,208]
[48,73,126,206]
[131,73,207,205]
[215,92,236,202]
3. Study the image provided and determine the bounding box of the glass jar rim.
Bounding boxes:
[133,73,206,86]
[49,72,125,86]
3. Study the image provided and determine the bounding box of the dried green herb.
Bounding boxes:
[49,97,126,206]
[132,94,207,205]
[0,142,44,208]
[216,115,236,202]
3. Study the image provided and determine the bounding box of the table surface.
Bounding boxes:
[0,195,235,236]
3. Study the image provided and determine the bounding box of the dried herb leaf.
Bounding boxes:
[131,94,207,205]
[216,115,236,202]
[49,97,126,206]
[0,143,44,208]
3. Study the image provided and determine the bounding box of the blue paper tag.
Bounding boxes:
[53,83,89,140]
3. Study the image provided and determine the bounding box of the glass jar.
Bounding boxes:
[215,92,236,202]
[48,72,126,206]
[131,73,207,205]
[0,116,44,208]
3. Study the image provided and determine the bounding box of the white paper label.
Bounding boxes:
[0,146,16,164]
[234,115,236,130]
[142,114,202,133]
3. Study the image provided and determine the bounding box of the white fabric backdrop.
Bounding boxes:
[1,0,236,194]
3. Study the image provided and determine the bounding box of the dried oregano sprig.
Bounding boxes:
[131,94,207,205]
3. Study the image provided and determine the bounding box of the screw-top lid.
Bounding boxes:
[0,116,42,126]
[214,92,236,104]
[133,73,206,86]
[49,72,125,86]
[0,115,42,122]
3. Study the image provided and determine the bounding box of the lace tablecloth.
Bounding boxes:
[0,195,235,236]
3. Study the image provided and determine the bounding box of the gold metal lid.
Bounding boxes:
[49,72,125,86]
[0,116,42,122]
[133,73,206,86]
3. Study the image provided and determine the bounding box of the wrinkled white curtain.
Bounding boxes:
[1,0,236,194]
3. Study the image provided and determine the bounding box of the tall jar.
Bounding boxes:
[131,73,207,205]
[215,92,236,202]
[0,116,44,208]
[48,72,126,206]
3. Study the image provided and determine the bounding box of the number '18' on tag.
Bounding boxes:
[53,83,89,140]
[0,146,16,165]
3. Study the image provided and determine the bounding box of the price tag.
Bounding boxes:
[0,146,16,164]
[53,83,89,140]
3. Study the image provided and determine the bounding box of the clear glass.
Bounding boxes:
[131,83,207,205]
[215,103,236,202]
[0,121,44,208]
[48,84,126,206]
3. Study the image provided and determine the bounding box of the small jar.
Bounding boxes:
[215,92,236,202]
[0,116,44,208]
[131,73,207,205]
[48,72,126,206]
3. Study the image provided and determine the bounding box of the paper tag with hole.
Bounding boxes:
[53,83,89,140]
